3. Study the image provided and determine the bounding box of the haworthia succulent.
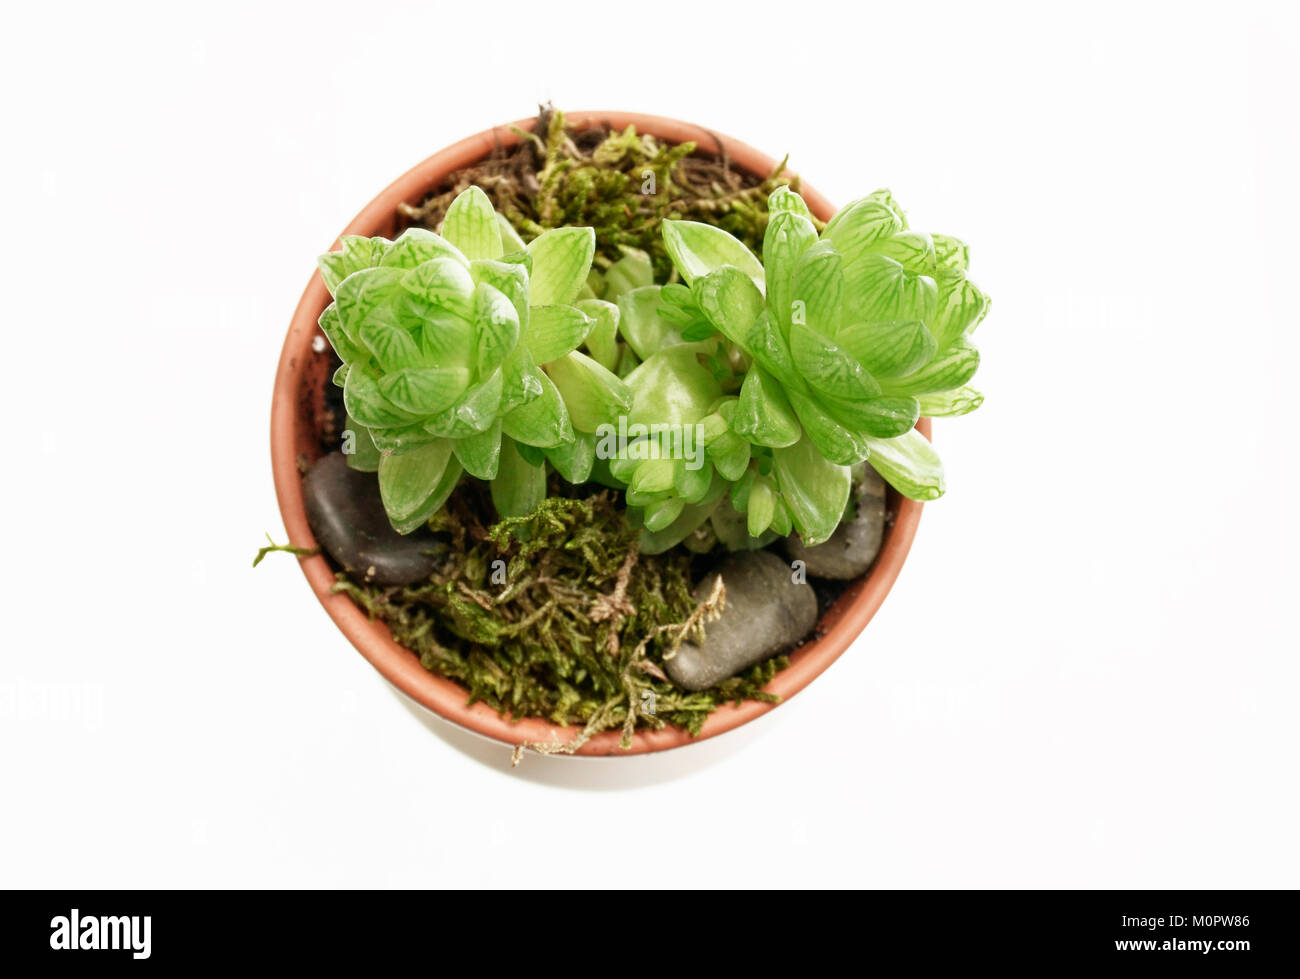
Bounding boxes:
[315,187,609,533]
[653,185,988,543]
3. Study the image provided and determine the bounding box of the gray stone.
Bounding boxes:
[665,550,818,692]
[783,464,887,580]
[303,452,448,586]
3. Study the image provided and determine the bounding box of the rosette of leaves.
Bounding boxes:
[656,186,990,544]
[591,266,762,552]
[316,186,629,532]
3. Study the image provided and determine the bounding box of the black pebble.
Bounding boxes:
[302,452,447,586]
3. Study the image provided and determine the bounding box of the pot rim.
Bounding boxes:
[270,110,929,757]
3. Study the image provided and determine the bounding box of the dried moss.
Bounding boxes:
[398,105,814,281]
[332,489,783,752]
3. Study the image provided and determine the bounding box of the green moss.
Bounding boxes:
[400,106,814,281]
[331,489,783,752]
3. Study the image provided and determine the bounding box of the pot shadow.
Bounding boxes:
[389,685,776,790]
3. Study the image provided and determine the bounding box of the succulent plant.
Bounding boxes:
[635,185,989,548]
[316,187,629,532]
[595,272,753,552]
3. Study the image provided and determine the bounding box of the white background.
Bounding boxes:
[2,0,1297,888]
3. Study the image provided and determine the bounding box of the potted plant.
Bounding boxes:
[269,109,988,759]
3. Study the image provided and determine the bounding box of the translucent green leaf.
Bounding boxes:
[930,270,990,348]
[318,303,366,364]
[523,305,593,365]
[576,299,620,372]
[546,430,596,484]
[501,370,573,448]
[343,367,416,429]
[377,366,471,416]
[470,281,520,378]
[499,343,544,413]
[789,322,879,401]
[602,247,655,299]
[821,197,904,265]
[423,369,504,438]
[378,438,454,530]
[631,458,676,496]
[400,258,476,314]
[773,436,853,546]
[842,253,938,326]
[546,351,630,433]
[770,497,793,537]
[662,219,764,290]
[883,336,980,396]
[818,392,920,439]
[874,231,937,274]
[637,479,726,555]
[367,423,438,454]
[616,345,640,378]
[695,265,765,350]
[767,186,815,221]
[342,415,381,472]
[863,430,945,500]
[380,228,468,270]
[836,319,937,379]
[582,269,603,300]
[734,366,801,448]
[526,227,596,306]
[491,438,547,518]
[792,240,844,336]
[359,320,422,372]
[708,432,751,481]
[497,213,527,253]
[616,286,696,360]
[697,409,730,446]
[674,457,713,504]
[453,419,502,480]
[500,248,532,274]
[515,441,546,468]
[763,210,819,337]
[607,450,638,486]
[786,389,869,466]
[624,347,722,427]
[661,282,693,306]
[643,497,686,533]
[470,259,530,333]
[729,467,757,511]
[334,266,406,340]
[318,236,391,294]
[664,304,707,333]
[745,310,801,389]
[932,234,969,271]
[412,307,474,369]
[865,189,908,225]
[746,477,778,537]
[916,385,984,417]
[441,186,503,262]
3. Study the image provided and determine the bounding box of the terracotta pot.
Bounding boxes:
[270,111,930,756]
